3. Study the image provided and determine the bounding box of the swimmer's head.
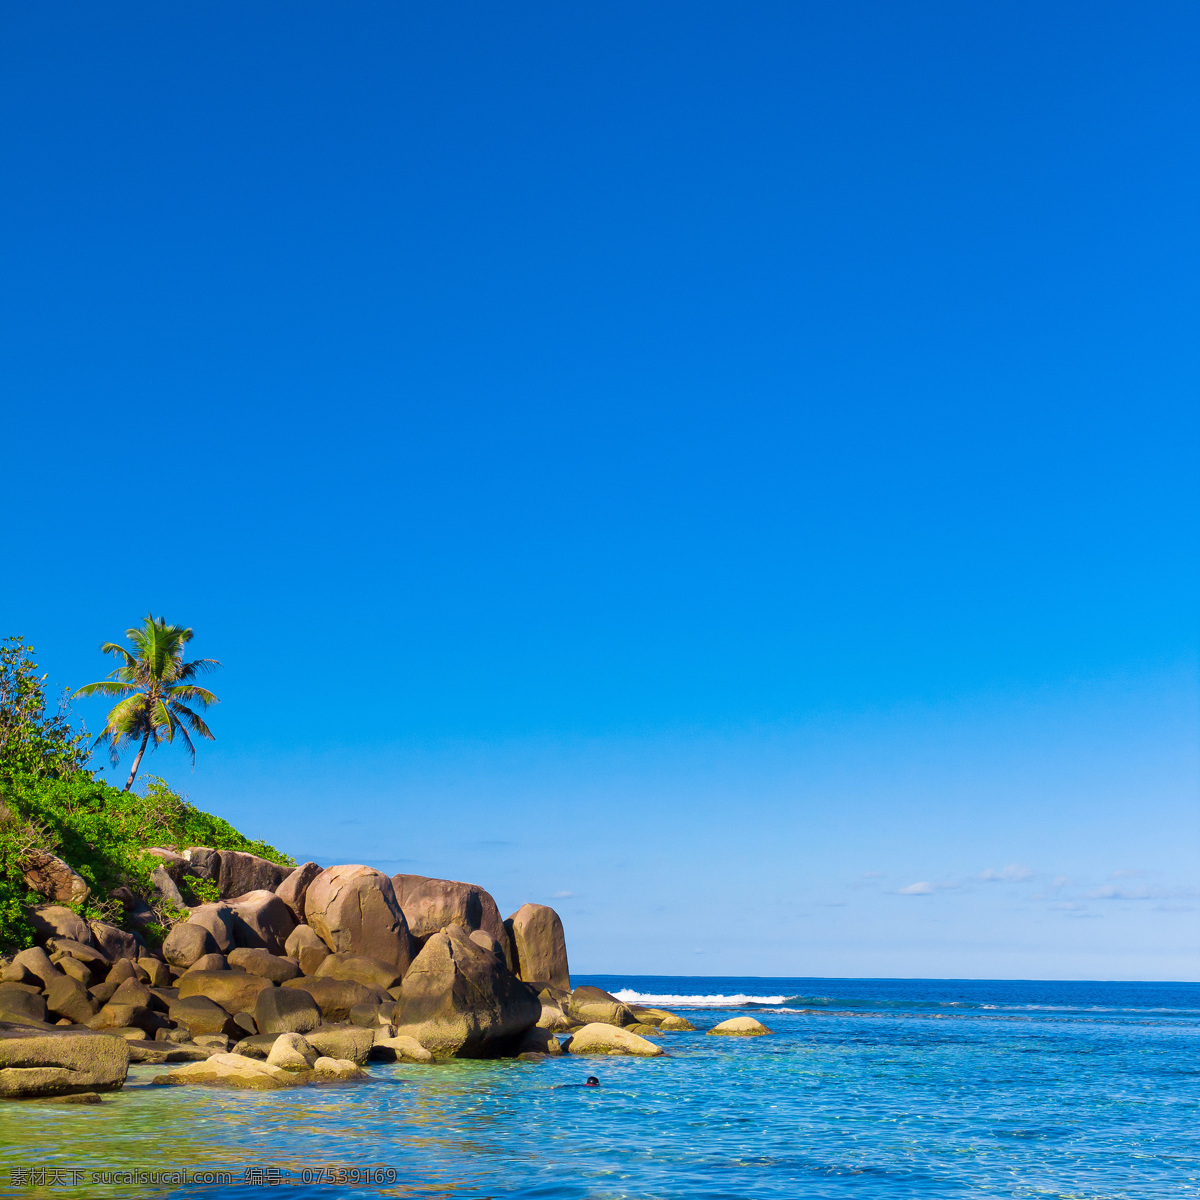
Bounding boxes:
[585,1076,599,1087]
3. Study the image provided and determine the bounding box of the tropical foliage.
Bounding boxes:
[74,614,221,791]
[0,633,291,952]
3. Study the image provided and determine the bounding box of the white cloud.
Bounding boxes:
[978,863,1035,883]
[551,890,576,899]
[898,882,934,895]
[1108,868,1148,880]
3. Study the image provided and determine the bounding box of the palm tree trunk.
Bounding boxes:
[124,731,151,792]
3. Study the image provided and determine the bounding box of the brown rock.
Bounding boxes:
[177,971,273,1016]
[109,979,155,1011]
[506,903,570,991]
[369,1035,433,1064]
[47,939,110,968]
[563,1023,664,1057]
[13,946,63,988]
[518,1026,564,1056]
[139,958,172,988]
[391,874,507,948]
[182,847,221,880]
[0,987,48,1026]
[284,925,330,976]
[305,865,413,972]
[44,976,97,1024]
[218,851,289,900]
[28,905,91,945]
[392,928,540,1058]
[0,1030,129,1096]
[91,1004,165,1036]
[53,957,95,987]
[305,1026,375,1064]
[567,986,636,1028]
[227,948,301,984]
[186,903,236,954]
[150,1051,296,1090]
[169,995,237,1037]
[313,953,402,990]
[88,922,142,962]
[180,953,228,975]
[163,923,217,969]
[275,861,323,921]
[253,986,321,1036]
[88,980,119,1006]
[21,852,90,905]
[281,977,382,1023]
[150,865,186,909]
[227,891,296,956]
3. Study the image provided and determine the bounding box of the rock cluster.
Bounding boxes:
[0,852,696,1096]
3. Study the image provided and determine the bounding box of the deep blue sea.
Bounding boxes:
[2,975,1198,1199]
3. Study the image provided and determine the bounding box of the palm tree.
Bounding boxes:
[73,614,221,791]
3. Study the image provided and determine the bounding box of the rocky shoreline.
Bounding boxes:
[0,849,697,1099]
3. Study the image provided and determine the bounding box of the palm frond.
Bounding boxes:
[99,643,137,669]
[167,684,219,707]
[72,680,136,700]
[169,700,216,741]
[175,658,222,682]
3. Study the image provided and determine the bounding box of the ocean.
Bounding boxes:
[2,975,1197,1199]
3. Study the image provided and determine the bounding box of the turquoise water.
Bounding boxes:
[2,975,1198,1199]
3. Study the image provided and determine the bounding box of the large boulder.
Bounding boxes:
[227,948,301,983]
[567,986,636,1028]
[305,865,413,972]
[169,995,238,1037]
[392,928,540,1058]
[518,1026,564,1056]
[227,891,296,955]
[281,977,382,1023]
[21,852,90,905]
[563,1023,664,1057]
[313,953,402,990]
[47,939,110,969]
[88,922,142,962]
[266,1032,317,1071]
[0,986,49,1026]
[186,903,236,954]
[177,970,273,1016]
[12,946,64,988]
[253,986,321,1036]
[181,847,221,880]
[284,925,330,976]
[28,905,91,945]
[305,1026,375,1064]
[391,874,507,948]
[45,976,97,1024]
[218,851,290,900]
[505,903,570,990]
[0,1030,129,1096]
[275,861,323,921]
[180,952,228,975]
[163,923,217,969]
[149,866,187,909]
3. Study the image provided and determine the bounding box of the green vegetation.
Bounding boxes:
[0,634,291,953]
[74,614,221,792]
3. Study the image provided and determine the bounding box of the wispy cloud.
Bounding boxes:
[552,890,576,899]
[897,880,961,895]
[978,863,1034,883]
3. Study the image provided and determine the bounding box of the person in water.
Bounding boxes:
[554,1076,600,1089]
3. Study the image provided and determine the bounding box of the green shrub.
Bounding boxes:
[0,637,294,953]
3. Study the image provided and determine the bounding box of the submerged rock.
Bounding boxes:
[707,1017,772,1036]
[562,1023,664,1057]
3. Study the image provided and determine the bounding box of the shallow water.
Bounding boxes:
[1,976,1197,1199]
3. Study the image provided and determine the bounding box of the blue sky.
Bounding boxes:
[2,2,1196,979]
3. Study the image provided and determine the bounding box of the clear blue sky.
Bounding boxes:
[3,2,1196,979]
